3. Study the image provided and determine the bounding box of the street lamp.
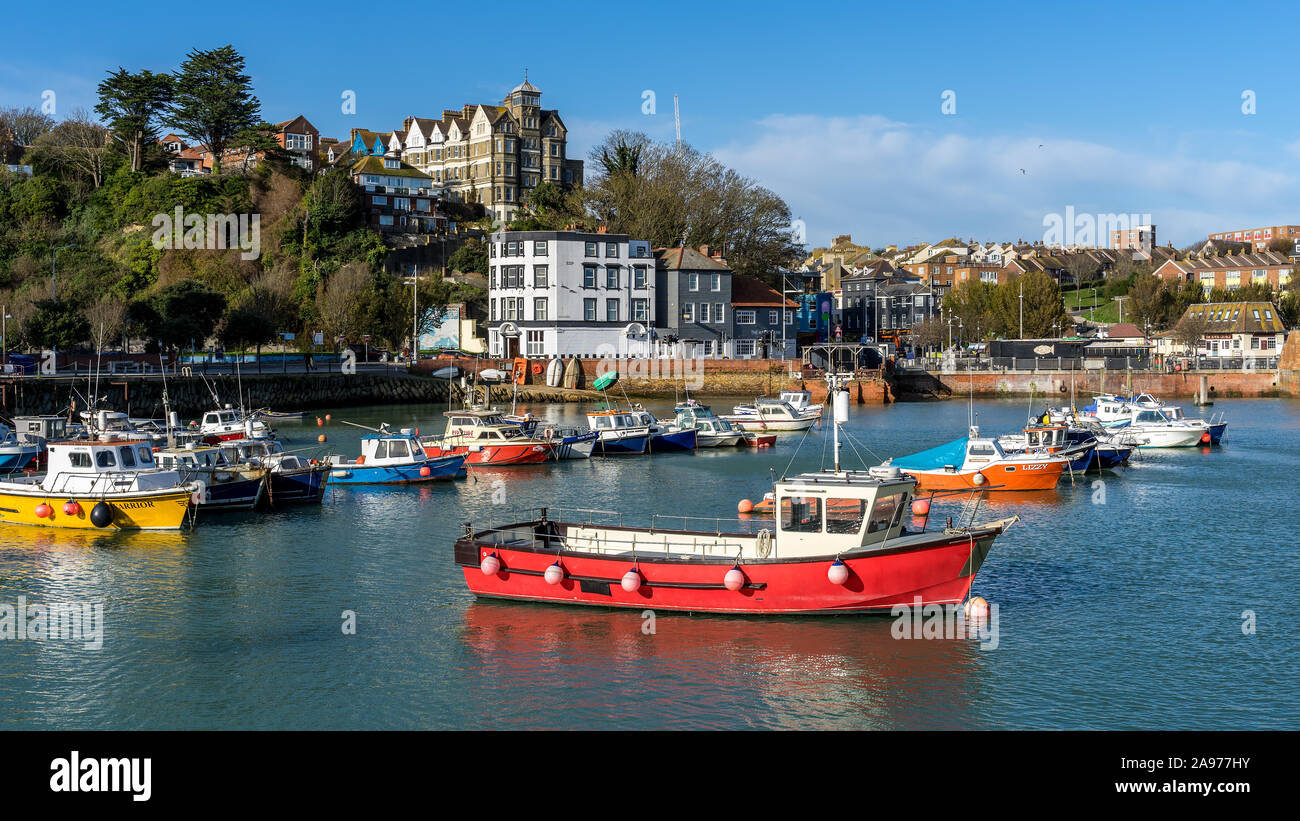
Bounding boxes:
[2,308,11,368]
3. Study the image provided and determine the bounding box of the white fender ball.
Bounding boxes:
[621,569,641,593]
[544,561,565,585]
[481,553,501,576]
[724,566,746,591]
[828,559,849,585]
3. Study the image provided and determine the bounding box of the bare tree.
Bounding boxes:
[0,106,56,146]
[318,263,374,340]
[1171,309,1209,355]
[32,109,110,188]
[83,296,125,355]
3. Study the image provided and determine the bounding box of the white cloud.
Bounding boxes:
[711,113,1299,249]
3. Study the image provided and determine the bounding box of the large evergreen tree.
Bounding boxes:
[165,45,261,174]
[95,68,174,172]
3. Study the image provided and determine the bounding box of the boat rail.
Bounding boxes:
[464,517,754,559]
[486,505,766,536]
[10,470,191,494]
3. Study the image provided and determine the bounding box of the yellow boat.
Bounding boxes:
[0,439,196,531]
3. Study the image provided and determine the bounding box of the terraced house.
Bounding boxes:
[398,78,583,223]
[1153,251,1293,292]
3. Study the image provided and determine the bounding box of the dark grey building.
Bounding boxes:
[653,246,733,358]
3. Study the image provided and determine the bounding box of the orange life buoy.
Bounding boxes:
[531,362,544,375]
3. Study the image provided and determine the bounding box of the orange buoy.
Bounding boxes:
[34,503,52,518]
[1200,431,1211,444]
[317,434,327,443]
[316,417,323,426]
[737,498,754,514]
[63,501,82,517]
[325,414,332,423]
[911,498,931,516]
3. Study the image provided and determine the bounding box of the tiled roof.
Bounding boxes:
[349,155,433,180]
[1181,302,1286,332]
[653,246,730,271]
[731,275,796,307]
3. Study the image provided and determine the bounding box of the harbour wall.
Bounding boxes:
[893,369,1284,400]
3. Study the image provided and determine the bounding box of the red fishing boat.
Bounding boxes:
[421,409,553,466]
[454,379,1014,615]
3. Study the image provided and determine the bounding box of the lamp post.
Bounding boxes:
[2,308,10,368]
[1018,279,1024,339]
[1114,295,1128,325]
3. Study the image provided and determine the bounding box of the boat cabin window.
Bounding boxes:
[825,499,867,534]
[69,451,91,468]
[388,439,410,459]
[779,496,822,533]
[96,450,116,467]
[1136,411,1164,424]
[594,417,611,429]
[204,413,220,425]
[119,446,136,467]
[221,412,236,423]
[139,447,154,464]
[868,492,906,533]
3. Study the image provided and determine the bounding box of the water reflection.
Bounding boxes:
[459,599,988,730]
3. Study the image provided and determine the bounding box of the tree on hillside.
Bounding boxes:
[166,45,261,175]
[447,239,488,276]
[305,169,362,235]
[152,279,227,342]
[24,299,89,351]
[0,106,56,146]
[942,280,997,339]
[30,109,111,190]
[318,263,377,341]
[95,68,174,172]
[218,306,277,357]
[232,122,290,173]
[583,130,802,279]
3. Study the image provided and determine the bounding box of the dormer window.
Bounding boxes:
[384,158,400,169]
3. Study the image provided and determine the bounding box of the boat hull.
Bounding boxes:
[455,529,996,615]
[0,447,41,472]
[0,487,193,530]
[902,460,1065,491]
[592,434,648,455]
[723,416,817,432]
[554,433,597,460]
[425,441,550,466]
[261,466,331,506]
[649,428,697,452]
[329,455,466,484]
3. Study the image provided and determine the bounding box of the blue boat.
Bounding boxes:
[0,423,42,473]
[217,439,332,506]
[997,422,1095,472]
[327,429,467,484]
[630,410,697,452]
[586,410,650,455]
[155,444,265,511]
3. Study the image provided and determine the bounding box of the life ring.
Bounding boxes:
[531,362,544,375]
[543,428,554,440]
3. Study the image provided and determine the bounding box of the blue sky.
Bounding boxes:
[5,0,1300,249]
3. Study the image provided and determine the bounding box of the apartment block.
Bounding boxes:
[1207,225,1300,252]
[487,230,654,358]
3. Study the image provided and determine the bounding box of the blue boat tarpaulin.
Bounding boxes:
[891,437,968,470]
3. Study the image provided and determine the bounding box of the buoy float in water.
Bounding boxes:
[724,566,746,591]
[34,503,52,519]
[325,414,332,423]
[621,568,641,593]
[1200,432,1211,444]
[316,417,323,427]
[737,498,754,514]
[317,434,327,443]
[419,465,432,477]
[911,497,931,516]
[63,500,82,517]
[480,553,501,576]
[828,559,849,585]
[544,561,565,585]
[964,596,990,622]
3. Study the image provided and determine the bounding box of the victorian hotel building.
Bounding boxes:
[487,231,656,358]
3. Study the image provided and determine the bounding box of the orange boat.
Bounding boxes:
[888,426,1066,492]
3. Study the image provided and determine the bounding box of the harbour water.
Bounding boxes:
[1,397,1297,730]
